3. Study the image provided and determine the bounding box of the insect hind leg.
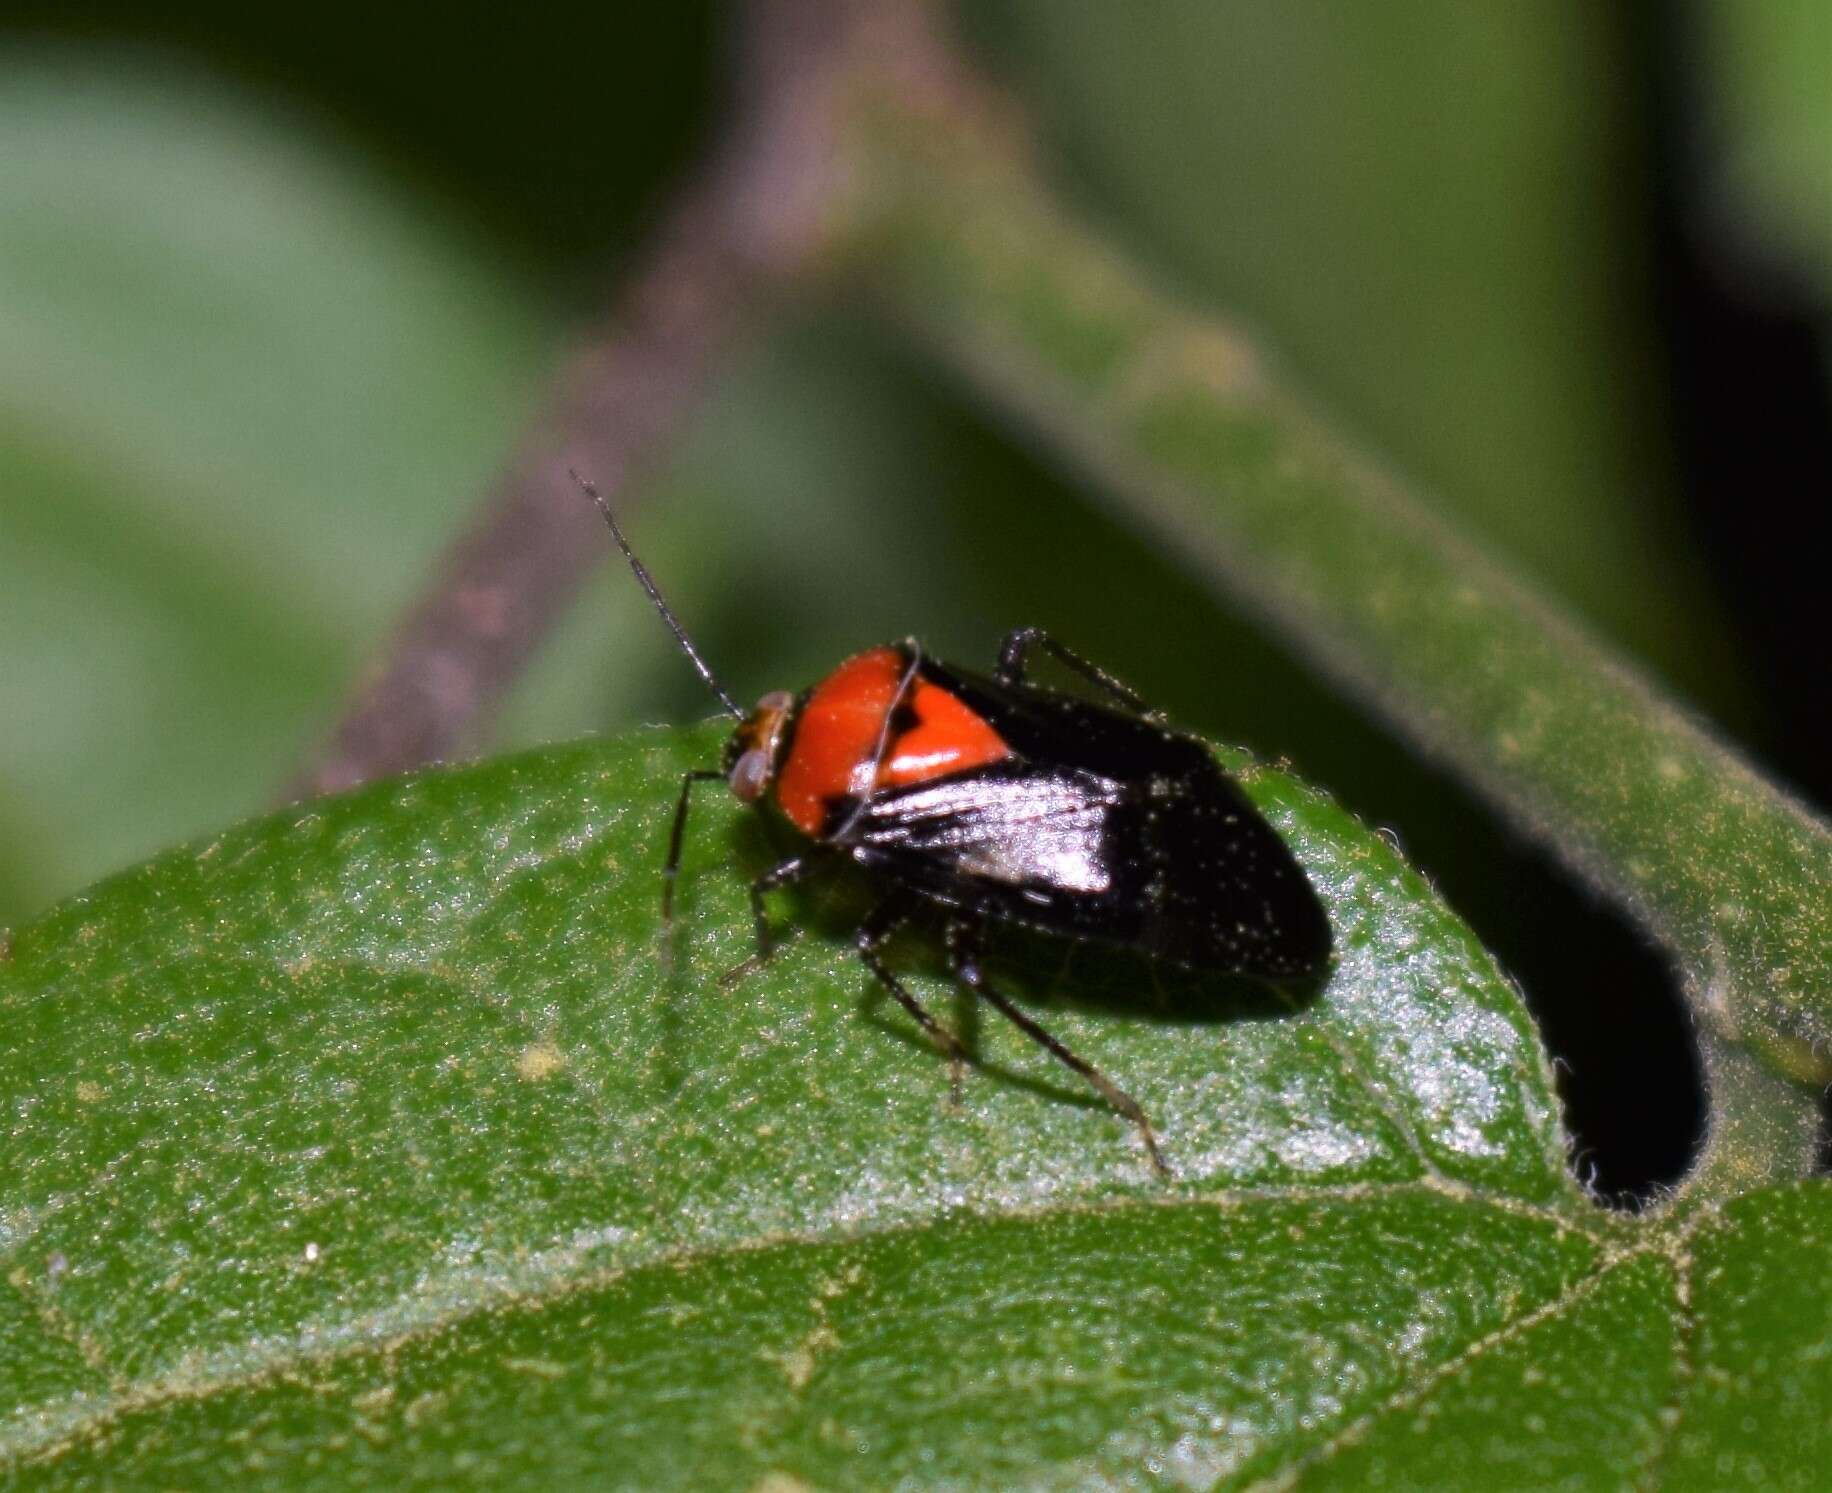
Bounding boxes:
[946,919,1170,1178]
[857,895,969,1099]
[995,627,1162,721]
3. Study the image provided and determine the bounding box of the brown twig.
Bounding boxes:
[288,0,906,798]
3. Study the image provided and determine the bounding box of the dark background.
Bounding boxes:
[1,1,1826,1198]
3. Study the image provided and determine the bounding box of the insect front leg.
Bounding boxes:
[662,769,727,924]
[995,627,1163,721]
[857,895,969,1100]
[946,919,1170,1178]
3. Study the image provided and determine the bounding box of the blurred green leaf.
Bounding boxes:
[1704,0,1832,294]
[0,52,551,921]
[3,724,1823,1486]
[966,0,1745,708]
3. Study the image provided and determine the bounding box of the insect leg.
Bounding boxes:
[719,853,824,987]
[995,627,1163,720]
[663,770,727,923]
[858,895,969,1097]
[946,919,1170,1178]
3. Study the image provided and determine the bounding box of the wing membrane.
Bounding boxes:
[853,767,1123,894]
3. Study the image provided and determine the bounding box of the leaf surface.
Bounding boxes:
[7,725,1816,1486]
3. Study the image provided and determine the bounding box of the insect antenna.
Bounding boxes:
[572,470,743,720]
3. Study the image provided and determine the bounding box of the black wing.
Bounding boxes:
[842,758,1330,979]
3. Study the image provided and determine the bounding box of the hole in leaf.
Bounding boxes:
[1817,1091,1832,1178]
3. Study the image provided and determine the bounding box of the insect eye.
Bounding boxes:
[729,748,772,803]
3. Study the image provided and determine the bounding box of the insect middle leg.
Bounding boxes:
[946,919,1170,1177]
[995,627,1163,721]
[857,894,969,1098]
[718,852,825,987]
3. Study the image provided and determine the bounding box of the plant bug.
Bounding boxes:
[577,475,1330,1175]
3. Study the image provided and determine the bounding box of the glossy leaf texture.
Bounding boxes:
[2,725,1826,1488]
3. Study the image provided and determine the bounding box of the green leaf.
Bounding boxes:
[4,724,1822,1486]
[964,1,1745,703]
[1703,0,1832,296]
[0,52,550,921]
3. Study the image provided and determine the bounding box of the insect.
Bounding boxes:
[578,475,1331,1175]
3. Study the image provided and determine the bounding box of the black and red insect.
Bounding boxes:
[579,477,1331,1174]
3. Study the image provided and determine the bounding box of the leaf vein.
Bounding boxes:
[1243,1241,1662,1491]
